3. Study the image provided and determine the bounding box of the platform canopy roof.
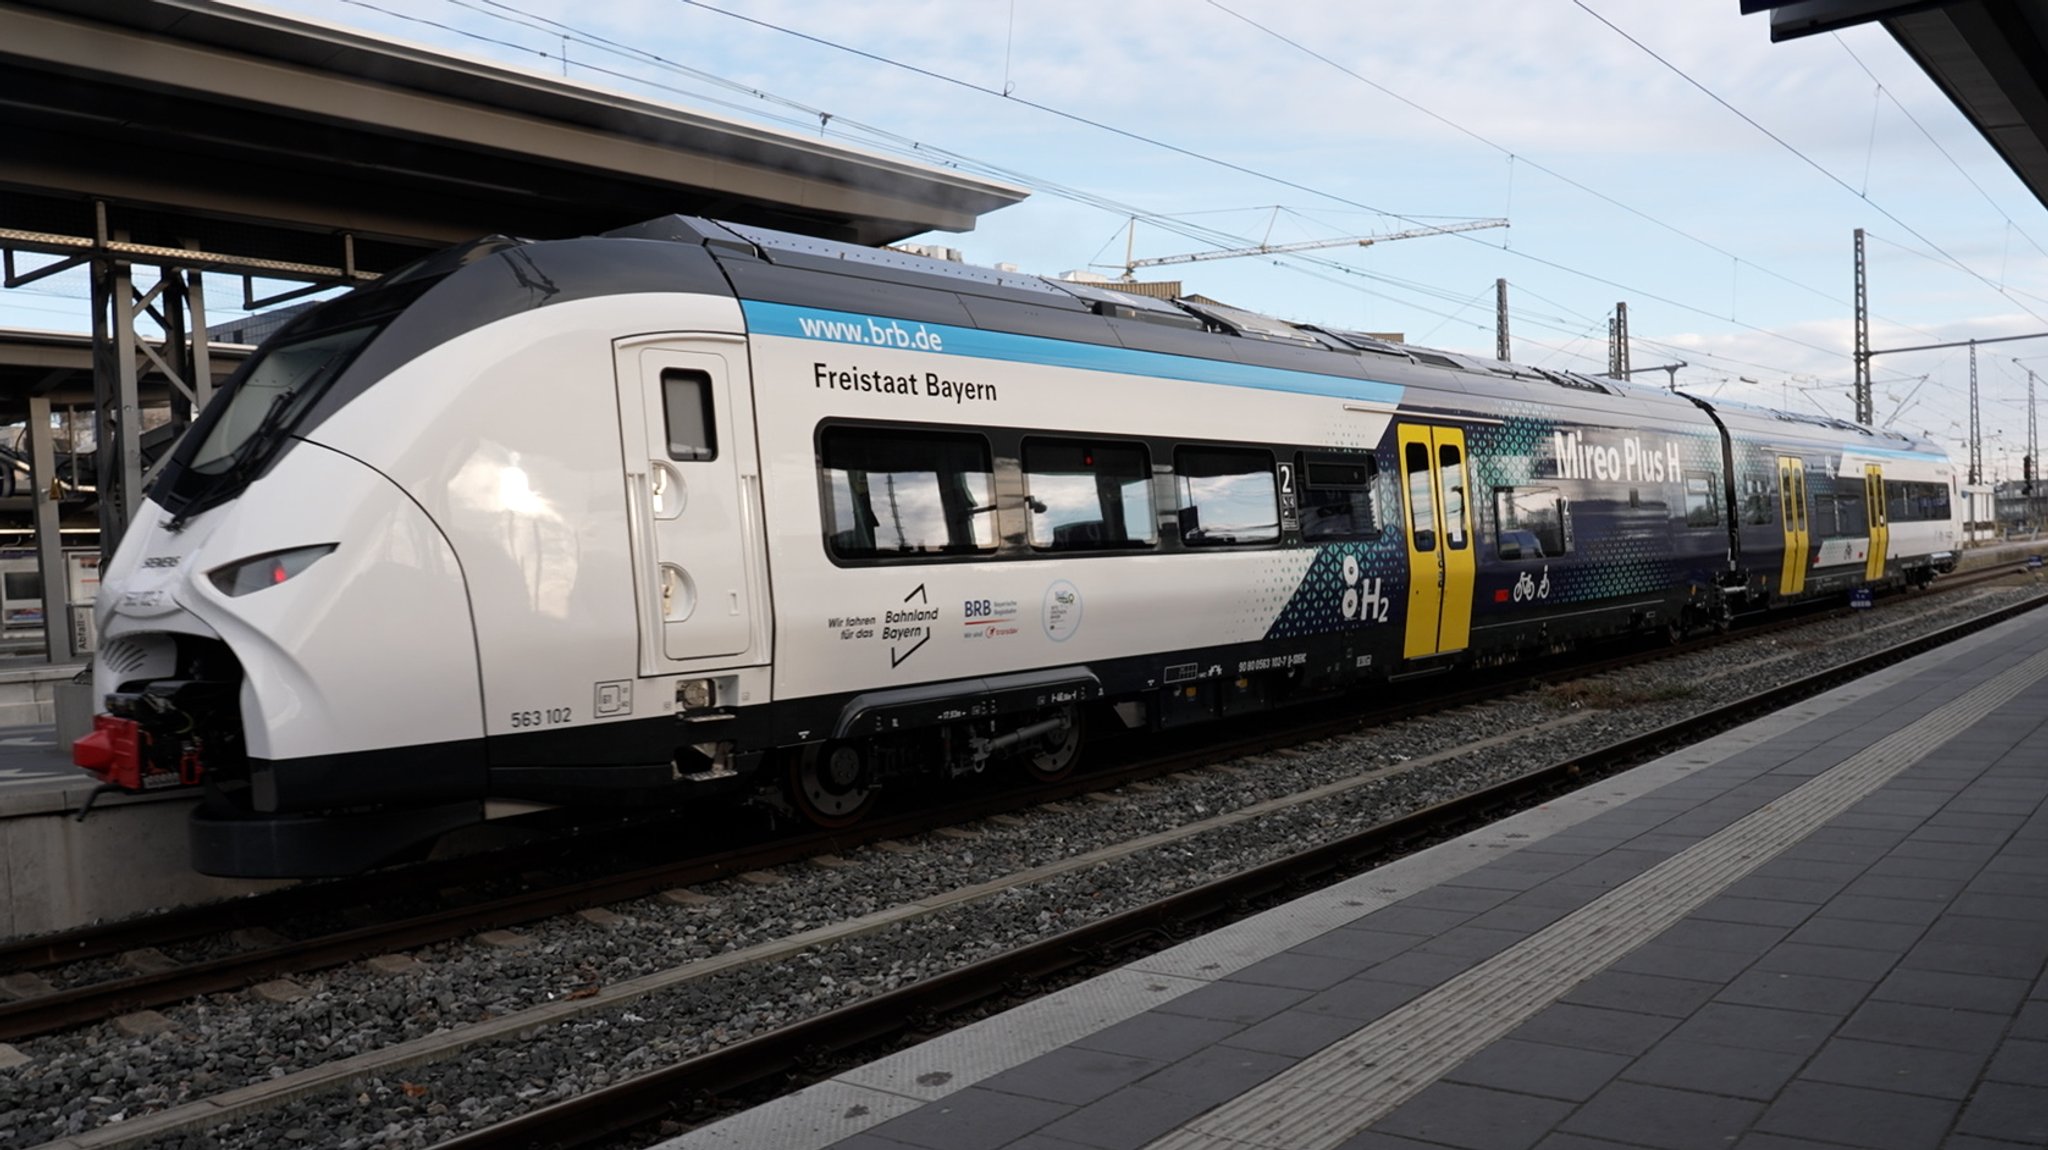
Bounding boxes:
[1754,1,2048,212]
[0,0,1028,279]
[0,328,248,422]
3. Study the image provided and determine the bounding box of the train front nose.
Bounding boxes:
[81,445,488,876]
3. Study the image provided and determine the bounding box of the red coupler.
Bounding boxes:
[73,715,144,790]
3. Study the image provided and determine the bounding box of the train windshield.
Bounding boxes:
[186,324,380,475]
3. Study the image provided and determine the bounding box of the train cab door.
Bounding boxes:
[614,336,762,668]
[1776,455,1809,597]
[1864,464,1888,582]
[1398,424,1477,659]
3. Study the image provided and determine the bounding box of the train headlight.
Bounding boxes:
[206,545,337,597]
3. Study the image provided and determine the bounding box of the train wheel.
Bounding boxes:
[791,742,876,827]
[1022,706,1084,783]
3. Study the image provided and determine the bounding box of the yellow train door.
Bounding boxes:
[1865,464,1888,582]
[1398,425,1476,658]
[1778,456,1809,596]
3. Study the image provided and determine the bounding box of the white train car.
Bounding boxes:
[71,218,1960,875]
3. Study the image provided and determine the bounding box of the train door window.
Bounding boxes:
[1438,442,1468,549]
[1024,438,1156,550]
[1300,455,1376,540]
[1682,471,1720,527]
[1744,480,1771,525]
[820,427,996,559]
[1174,446,1278,546]
[661,369,717,461]
[1495,486,1565,559]
[1404,442,1436,551]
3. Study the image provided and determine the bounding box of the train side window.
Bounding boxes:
[1404,442,1436,551]
[1886,479,1950,522]
[819,427,997,559]
[1300,455,1376,540]
[1923,481,1951,520]
[1885,480,1908,522]
[1833,479,1865,535]
[1024,438,1156,550]
[661,369,717,461]
[1682,471,1720,527]
[1495,486,1566,559]
[1175,446,1278,546]
[1438,442,1468,550]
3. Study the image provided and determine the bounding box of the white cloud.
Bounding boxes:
[11,0,2046,467]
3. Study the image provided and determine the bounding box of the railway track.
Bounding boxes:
[441,585,2048,1150]
[3,578,2039,1150]
[0,562,2030,1044]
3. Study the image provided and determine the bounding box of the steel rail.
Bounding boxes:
[0,563,2030,1039]
[431,589,2048,1150]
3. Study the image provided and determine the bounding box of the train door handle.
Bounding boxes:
[648,460,686,520]
[659,563,697,621]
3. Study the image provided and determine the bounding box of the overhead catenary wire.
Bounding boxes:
[1574,0,2048,329]
[349,0,2016,401]
[650,0,1927,368]
[333,0,1863,383]
[1832,33,2048,270]
[1197,0,1943,340]
[277,1,2032,455]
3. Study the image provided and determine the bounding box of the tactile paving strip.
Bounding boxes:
[1152,644,2048,1150]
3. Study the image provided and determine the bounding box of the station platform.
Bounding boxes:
[0,721,282,938]
[673,605,2048,1150]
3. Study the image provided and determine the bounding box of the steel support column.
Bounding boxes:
[27,395,70,662]
[85,256,220,550]
[92,255,144,548]
[189,269,213,412]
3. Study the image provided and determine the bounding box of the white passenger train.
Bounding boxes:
[70,218,1960,875]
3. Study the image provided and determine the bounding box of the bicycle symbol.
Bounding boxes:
[1513,566,1552,603]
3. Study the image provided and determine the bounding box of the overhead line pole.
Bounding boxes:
[1496,278,1511,362]
[1607,301,1631,379]
[2017,359,2039,507]
[1970,341,1981,486]
[1854,228,1871,424]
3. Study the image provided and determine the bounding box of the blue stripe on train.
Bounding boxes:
[741,299,1406,406]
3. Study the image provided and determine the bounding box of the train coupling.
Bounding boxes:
[72,680,232,795]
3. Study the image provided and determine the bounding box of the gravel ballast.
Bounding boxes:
[0,584,2036,1150]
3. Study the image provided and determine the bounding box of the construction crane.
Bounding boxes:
[1111,217,1508,281]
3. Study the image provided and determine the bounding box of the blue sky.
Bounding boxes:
[11,1,2048,477]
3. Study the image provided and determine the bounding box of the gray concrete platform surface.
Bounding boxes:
[669,605,2048,1150]
[0,721,286,938]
